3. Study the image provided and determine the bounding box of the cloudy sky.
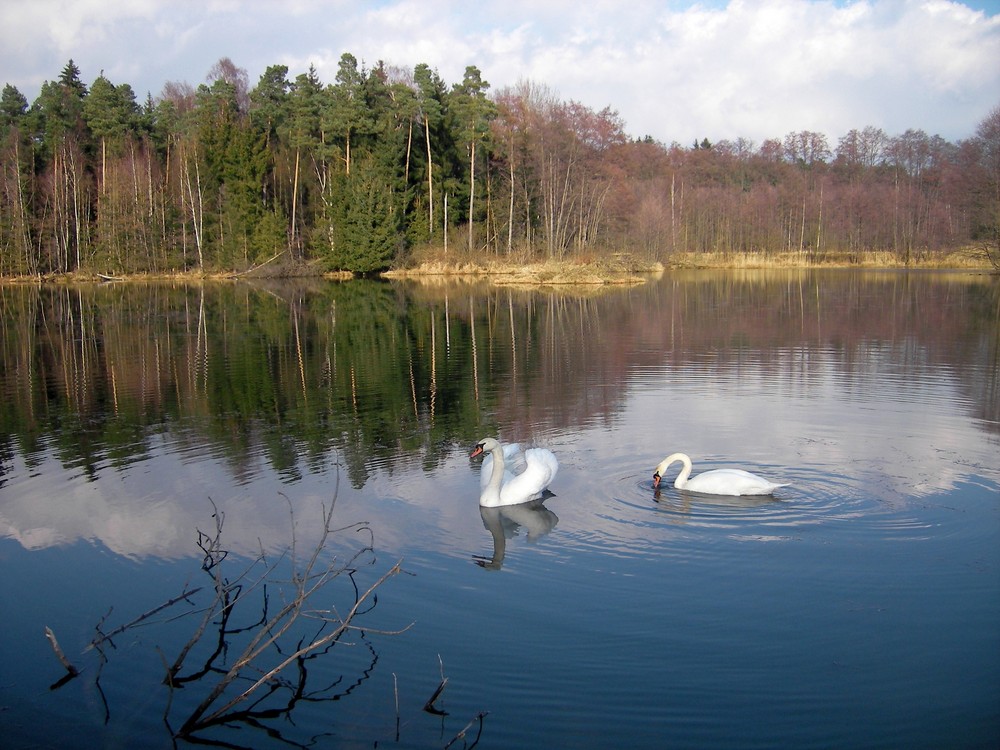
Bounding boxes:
[2,0,998,146]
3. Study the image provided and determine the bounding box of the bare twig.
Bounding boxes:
[44,626,79,688]
[86,586,202,652]
[423,655,449,715]
[444,711,490,749]
[183,558,404,733]
[230,248,286,278]
[44,626,79,676]
[393,672,400,741]
[74,468,415,745]
[423,677,449,715]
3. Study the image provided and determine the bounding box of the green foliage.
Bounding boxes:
[84,75,141,147]
[0,84,28,133]
[250,208,288,263]
[324,157,404,273]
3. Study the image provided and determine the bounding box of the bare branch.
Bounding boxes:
[187,559,404,731]
[44,626,78,675]
[444,711,490,749]
[86,586,202,652]
[44,626,79,688]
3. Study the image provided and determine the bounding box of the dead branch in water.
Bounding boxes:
[423,652,449,715]
[181,557,407,734]
[164,475,412,740]
[444,711,490,749]
[44,626,79,688]
[86,586,203,653]
[46,467,472,747]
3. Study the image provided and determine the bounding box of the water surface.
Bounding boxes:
[1,270,998,748]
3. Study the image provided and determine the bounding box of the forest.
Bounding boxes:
[1,56,998,277]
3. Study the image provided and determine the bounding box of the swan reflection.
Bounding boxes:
[475,499,559,569]
[652,487,781,519]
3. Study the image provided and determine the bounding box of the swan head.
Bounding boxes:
[470,437,501,459]
[652,458,671,488]
[653,453,689,489]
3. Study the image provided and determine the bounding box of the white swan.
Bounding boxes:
[470,438,559,507]
[653,452,787,496]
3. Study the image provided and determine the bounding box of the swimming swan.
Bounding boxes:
[653,452,787,496]
[470,438,559,507]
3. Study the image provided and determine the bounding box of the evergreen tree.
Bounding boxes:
[413,63,447,241]
[325,156,402,273]
[84,75,141,145]
[328,53,367,175]
[0,84,28,134]
[451,66,496,251]
[250,65,291,145]
[287,66,324,258]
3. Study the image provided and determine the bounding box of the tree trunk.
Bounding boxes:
[291,148,300,259]
[507,153,514,253]
[424,115,433,242]
[468,140,476,252]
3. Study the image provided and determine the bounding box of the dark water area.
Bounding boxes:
[1,269,998,749]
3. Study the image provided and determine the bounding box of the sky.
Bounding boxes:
[1,0,998,146]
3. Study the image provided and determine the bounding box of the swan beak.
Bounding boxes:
[653,472,661,488]
[470,444,485,459]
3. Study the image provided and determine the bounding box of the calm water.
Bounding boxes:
[1,270,998,749]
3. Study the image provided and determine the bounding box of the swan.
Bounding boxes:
[470,438,559,507]
[653,452,787,496]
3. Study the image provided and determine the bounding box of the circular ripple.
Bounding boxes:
[601,462,944,547]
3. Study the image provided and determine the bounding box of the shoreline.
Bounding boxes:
[1,248,995,286]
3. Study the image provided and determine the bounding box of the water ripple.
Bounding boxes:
[554,461,972,564]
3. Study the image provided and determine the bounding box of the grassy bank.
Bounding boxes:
[383,250,660,286]
[2,246,995,286]
[383,245,996,285]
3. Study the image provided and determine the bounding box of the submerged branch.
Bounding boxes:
[444,711,490,749]
[86,586,202,653]
[424,653,450,715]
[44,626,79,688]
[58,469,432,747]
[186,559,404,732]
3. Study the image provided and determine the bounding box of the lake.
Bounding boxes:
[1,269,998,749]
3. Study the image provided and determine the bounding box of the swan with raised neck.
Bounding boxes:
[470,437,558,507]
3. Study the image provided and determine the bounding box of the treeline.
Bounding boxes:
[1,56,998,276]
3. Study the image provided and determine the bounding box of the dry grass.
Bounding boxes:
[382,244,995,286]
[384,247,662,286]
[664,247,994,270]
[3,246,993,287]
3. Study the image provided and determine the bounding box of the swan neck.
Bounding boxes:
[485,444,506,495]
[479,446,506,508]
[674,454,693,488]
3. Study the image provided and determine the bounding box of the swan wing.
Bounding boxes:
[498,447,558,505]
[685,468,787,496]
[502,443,527,473]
